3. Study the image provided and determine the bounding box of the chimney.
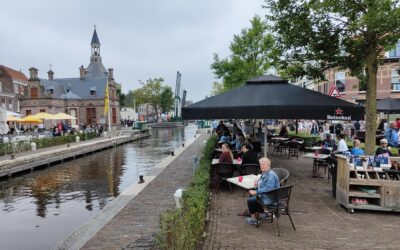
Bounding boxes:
[108,68,114,80]
[79,65,86,80]
[29,67,38,80]
[47,69,54,80]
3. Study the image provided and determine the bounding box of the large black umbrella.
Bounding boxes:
[182,75,364,121]
[376,98,400,114]
[182,75,364,157]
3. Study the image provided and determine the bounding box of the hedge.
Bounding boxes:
[0,132,97,156]
[156,135,217,250]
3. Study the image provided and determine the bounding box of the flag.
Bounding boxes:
[104,79,109,116]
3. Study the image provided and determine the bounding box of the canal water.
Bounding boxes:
[0,124,197,250]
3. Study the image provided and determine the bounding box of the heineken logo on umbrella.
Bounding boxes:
[327,108,351,121]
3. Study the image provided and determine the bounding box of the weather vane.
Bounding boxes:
[94,24,96,30]
[49,64,52,70]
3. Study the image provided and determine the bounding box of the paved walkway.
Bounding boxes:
[204,153,400,249]
[81,133,208,250]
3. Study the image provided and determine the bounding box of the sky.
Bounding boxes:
[0,0,265,102]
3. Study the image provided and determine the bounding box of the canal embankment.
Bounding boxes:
[0,129,150,178]
[55,130,207,250]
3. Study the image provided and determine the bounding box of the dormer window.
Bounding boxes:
[48,86,54,95]
[90,86,97,96]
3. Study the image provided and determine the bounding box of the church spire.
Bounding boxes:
[90,26,101,63]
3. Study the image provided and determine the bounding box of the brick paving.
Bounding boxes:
[81,133,208,250]
[203,153,400,250]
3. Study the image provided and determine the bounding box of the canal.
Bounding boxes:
[0,124,197,250]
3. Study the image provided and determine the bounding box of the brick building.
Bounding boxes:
[20,29,121,128]
[0,65,28,112]
[292,44,400,105]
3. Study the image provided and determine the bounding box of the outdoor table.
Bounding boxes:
[303,153,330,177]
[305,146,333,151]
[212,159,240,165]
[227,174,261,190]
[272,137,289,141]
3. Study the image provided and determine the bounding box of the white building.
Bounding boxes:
[120,107,138,121]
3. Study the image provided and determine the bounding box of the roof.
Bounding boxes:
[86,61,107,77]
[39,77,107,99]
[0,65,28,81]
[91,29,100,46]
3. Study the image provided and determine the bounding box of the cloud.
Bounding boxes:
[0,0,265,102]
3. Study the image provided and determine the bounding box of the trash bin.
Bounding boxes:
[174,188,184,209]
[31,142,37,151]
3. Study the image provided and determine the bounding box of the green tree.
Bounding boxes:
[210,81,227,96]
[133,78,168,119]
[266,0,400,154]
[160,86,174,113]
[125,90,135,108]
[211,15,279,92]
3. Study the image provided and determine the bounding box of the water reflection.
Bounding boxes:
[0,124,196,250]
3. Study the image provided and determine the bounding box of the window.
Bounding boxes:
[8,99,12,109]
[335,71,346,92]
[14,83,18,94]
[1,99,5,108]
[389,42,400,58]
[0,81,2,92]
[40,109,45,113]
[112,107,117,124]
[31,87,38,98]
[86,108,97,124]
[90,90,96,95]
[392,69,400,90]
[26,110,31,116]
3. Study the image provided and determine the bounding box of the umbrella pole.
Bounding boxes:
[264,123,268,157]
[296,120,298,134]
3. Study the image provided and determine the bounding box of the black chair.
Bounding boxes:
[272,141,287,156]
[239,164,260,175]
[272,168,290,186]
[287,141,300,159]
[315,149,331,175]
[251,141,262,153]
[215,162,235,193]
[256,185,296,236]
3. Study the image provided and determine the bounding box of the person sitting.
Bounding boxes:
[278,125,289,138]
[350,139,364,156]
[218,131,232,144]
[375,138,392,156]
[335,134,349,154]
[246,157,280,225]
[231,134,245,152]
[219,143,233,163]
[323,134,337,149]
[237,143,259,165]
[216,121,230,138]
[384,121,398,147]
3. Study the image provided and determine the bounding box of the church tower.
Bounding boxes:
[85,27,107,78]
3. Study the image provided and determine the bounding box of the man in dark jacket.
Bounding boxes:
[239,143,259,165]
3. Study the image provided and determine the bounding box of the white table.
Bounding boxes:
[303,153,330,177]
[212,159,240,165]
[227,174,261,190]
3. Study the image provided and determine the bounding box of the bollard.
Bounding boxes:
[171,151,175,156]
[30,142,37,151]
[182,143,185,147]
[75,136,80,142]
[138,175,145,184]
[192,155,198,174]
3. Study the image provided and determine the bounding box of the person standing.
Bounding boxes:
[384,121,398,147]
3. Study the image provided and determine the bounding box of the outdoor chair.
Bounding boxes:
[272,168,290,186]
[251,141,262,153]
[315,149,331,175]
[239,163,260,175]
[256,185,296,236]
[287,141,300,159]
[272,141,287,156]
[215,162,235,193]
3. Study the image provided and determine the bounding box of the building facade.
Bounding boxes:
[20,29,121,128]
[291,44,400,104]
[0,65,28,112]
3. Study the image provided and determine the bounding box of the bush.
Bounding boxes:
[0,132,97,156]
[156,135,217,250]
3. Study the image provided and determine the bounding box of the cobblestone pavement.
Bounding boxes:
[81,134,208,250]
[203,153,400,250]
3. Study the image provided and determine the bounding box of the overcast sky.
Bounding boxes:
[0,0,265,102]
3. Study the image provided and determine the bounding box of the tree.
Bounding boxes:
[210,81,227,96]
[211,15,279,92]
[265,0,400,154]
[133,78,169,119]
[160,86,174,113]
